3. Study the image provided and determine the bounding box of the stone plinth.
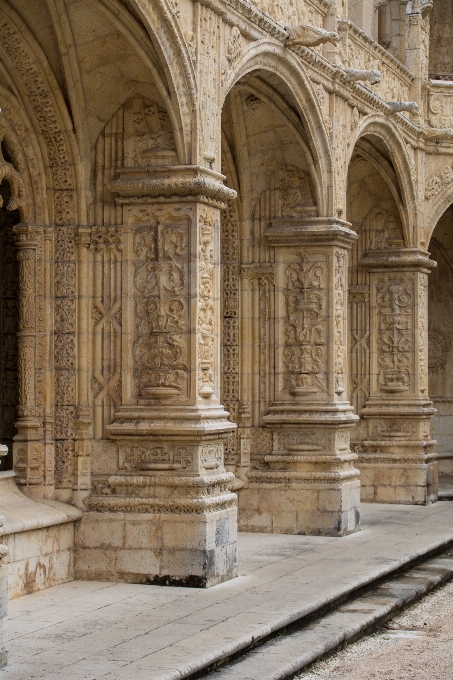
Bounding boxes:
[76,479,237,587]
[359,250,438,505]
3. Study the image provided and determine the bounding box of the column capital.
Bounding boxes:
[12,223,43,247]
[105,165,237,209]
[265,217,357,248]
[360,247,436,271]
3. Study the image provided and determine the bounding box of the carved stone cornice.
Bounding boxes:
[106,165,237,208]
[265,216,357,247]
[360,248,436,271]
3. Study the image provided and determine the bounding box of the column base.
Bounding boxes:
[358,450,438,505]
[239,478,360,536]
[75,508,237,587]
[76,471,238,588]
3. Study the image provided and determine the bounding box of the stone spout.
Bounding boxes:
[284,25,339,48]
[344,69,381,84]
[387,101,419,114]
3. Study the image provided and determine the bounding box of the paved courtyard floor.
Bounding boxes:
[2,502,453,680]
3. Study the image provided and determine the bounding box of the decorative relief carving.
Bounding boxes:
[425,165,453,201]
[429,91,453,130]
[367,207,404,249]
[428,325,450,374]
[375,276,413,393]
[418,280,428,395]
[277,430,332,451]
[133,216,189,399]
[198,211,216,398]
[200,443,223,469]
[90,226,122,252]
[334,251,346,395]
[54,227,76,488]
[119,445,192,471]
[124,96,177,167]
[371,421,417,439]
[250,427,273,456]
[284,252,326,395]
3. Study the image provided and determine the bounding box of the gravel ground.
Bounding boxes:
[297,579,453,680]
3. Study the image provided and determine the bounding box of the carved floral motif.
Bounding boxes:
[133,217,189,399]
[284,252,326,395]
[375,277,413,393]
[198,212,216,398]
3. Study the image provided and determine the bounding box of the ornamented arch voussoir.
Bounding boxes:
[0,86,48,224]
[221,41,332,217]
[346,115,418,245]
[0,4,78,226]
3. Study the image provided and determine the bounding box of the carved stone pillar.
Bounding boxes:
[75,167,238,587]
[359,249,437,504]
[12,225,44,499]
[240,218,360,536]
[73,228,92,507]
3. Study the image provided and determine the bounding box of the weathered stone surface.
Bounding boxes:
[0,0,453,590]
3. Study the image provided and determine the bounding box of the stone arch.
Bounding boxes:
[222,41,332,217]
[119,0,197,164]
[346,115,418,248]
[425,185,453,248]
[0,4,81,493]
[0,4,79,224]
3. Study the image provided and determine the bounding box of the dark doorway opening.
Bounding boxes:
[0,172,20,471]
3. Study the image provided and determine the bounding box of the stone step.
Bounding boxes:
[203,550,453,680]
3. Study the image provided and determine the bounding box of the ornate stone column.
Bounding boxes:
[12,225,44,499]
[75,167,238,587]
[359,248,437,504]
[73,228,92,507]
[240,218,360,536]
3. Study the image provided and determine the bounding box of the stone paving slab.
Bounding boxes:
[209,551,453,679]
[1,502,453,680]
